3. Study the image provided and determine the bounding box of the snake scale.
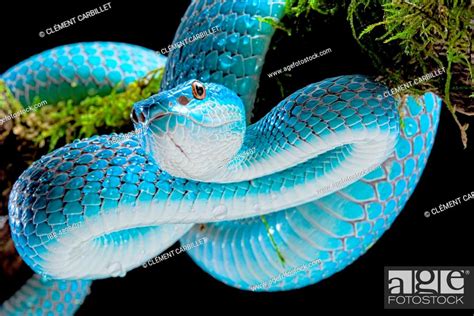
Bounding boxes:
[0,0,441,315]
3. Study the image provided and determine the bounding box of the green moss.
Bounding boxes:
[285,0,340,16]
[0,80,24,131]
[19,68,163,151]
[348,0,472,147]
[257,0,339,36]
[260,215,286,267]
[257,16,292,35]
[269,0,472,147]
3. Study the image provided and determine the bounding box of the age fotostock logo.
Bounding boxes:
[384,267,474,309]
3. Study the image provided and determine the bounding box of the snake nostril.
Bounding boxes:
[131,109,146,124]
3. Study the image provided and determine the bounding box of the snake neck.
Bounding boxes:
[160,0,287,124]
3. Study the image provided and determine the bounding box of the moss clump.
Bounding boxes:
[0,68,163,153]
[256,0,340,37]
[26,68,164,151]
[348,0,472,147]
[272,0,472,147]
[285,0,340,16]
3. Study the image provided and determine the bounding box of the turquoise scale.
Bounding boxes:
[0,275,90,316]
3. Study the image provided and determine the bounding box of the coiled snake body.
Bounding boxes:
[1,0,441,314]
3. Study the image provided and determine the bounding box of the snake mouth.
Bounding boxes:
[150,112,171,122]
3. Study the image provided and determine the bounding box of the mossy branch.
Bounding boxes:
[348,0,472,148]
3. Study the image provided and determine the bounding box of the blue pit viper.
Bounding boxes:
[0,0,441,315]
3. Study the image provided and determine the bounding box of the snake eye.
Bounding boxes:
[131,108,146,124]
[191,81,206,100]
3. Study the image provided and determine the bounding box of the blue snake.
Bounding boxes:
[1,0,441,314]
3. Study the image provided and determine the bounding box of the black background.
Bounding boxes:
[1,1,472,315]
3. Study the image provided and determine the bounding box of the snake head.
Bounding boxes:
[131,80,246,181]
